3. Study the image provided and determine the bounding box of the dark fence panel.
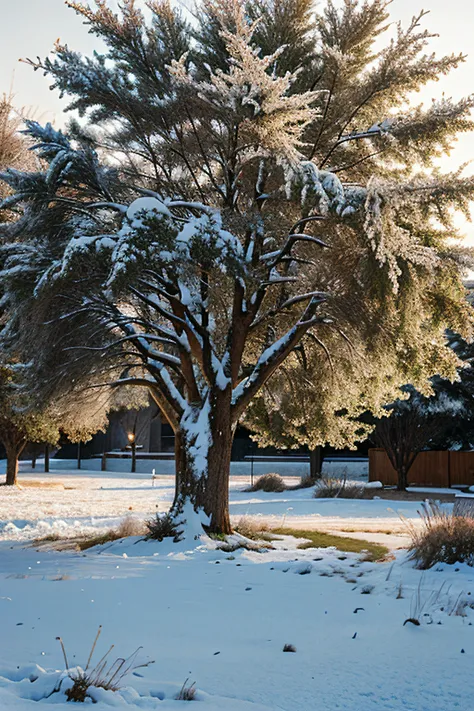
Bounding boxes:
[449,452,474,487]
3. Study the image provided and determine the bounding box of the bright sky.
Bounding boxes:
[1,0,474,230]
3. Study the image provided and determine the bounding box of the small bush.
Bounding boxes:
[247,473,286,493]
[313,476,365,499]
[145,512,180,542]
[407,501,474,569]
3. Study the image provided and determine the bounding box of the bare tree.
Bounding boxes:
[372,392,463,491]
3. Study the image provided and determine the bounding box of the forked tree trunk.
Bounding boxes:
[172,388,234,534]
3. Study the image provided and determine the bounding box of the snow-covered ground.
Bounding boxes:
[1,533,474,710]
[0,460,428,543]
[1,459,473,709]
[3,455,369,478]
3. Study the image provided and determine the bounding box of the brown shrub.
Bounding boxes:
[115,515,147,538]
[407,501,474,569]
[246,473,286,493]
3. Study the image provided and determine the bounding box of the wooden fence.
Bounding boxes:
[368,449,474,488]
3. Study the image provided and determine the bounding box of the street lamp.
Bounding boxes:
[127,432,137,473]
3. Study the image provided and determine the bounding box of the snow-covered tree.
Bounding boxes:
[0,362,114,485]
[0,95,109,485]
[1,0,474,531]
[244,326,407,457]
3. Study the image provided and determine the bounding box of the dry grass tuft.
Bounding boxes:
[56,627,154,703]
[175,678,197,700]
[35,515,147,551]
[234,517,272,541]
[246,473,286,493]
[313,475,365,499]
[407,501,474,569]
[115,515,147,538]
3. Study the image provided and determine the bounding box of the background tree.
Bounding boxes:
[245,326,405,476]
[371,386,466,491]
[1,0,473,532]
[369,327,474,491]
[0,365,59,485]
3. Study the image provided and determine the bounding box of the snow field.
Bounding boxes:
[0,535,474,710]
[0,461,473,709]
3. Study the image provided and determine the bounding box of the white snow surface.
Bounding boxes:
[0,526,474,709]
[1,460,474,709]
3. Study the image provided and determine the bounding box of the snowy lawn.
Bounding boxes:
[1,460,473,709]
[0,460,437,544]
[1,533,474,710]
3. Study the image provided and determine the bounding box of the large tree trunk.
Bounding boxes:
[204,396,234,534]
[172,389,234,535]
[309,446,323,480]
[5,446,19,486]
[4,438,27,486]
[397,466,408,492]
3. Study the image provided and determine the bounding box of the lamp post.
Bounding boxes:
[128,432,137,473]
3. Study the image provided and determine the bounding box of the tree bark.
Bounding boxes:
[205,393,234,534]
[309,446,323,479]
[397,466,408,492]
[5,447,19,486]
[4,438,26,486]
[171,389,234,535]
